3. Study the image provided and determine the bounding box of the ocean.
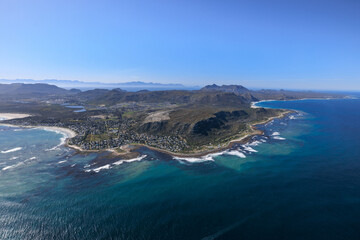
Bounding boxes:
[1,97,360,239]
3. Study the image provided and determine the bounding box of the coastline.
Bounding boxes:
[135,109,292,158]
[0,108,292,158]
[138,130,261,158]
[0,121,137,158]
[0,113,32,120]
[0,112,77,144]
[0,122,77,139]
[250,96,346,109]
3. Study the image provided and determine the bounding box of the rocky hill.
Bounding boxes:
[200,84,250,95]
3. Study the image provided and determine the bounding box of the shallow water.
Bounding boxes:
[1,97,360,239]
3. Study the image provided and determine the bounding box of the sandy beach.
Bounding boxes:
[0,112,89,153]
[0,113,32,120]
[38,126,77,139]
[0,112,77,139]
[0,123,77,139]
[250,97,341,109]
[251,100,274,108]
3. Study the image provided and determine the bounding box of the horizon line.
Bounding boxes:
[0,78,360,92]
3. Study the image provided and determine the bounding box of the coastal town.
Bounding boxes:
[0,83,344,155]
[4,113,190,153]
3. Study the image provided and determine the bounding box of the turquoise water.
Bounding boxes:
[1,97,360,239]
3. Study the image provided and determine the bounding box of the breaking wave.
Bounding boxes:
[85,155,148,173]
[113,155,147,165]
[174,149,249,163]
[85,164,112,173]
[2,157,36,171]
[173,156,213,163]
[1,147,22,154]
[173,150,232,163]
[270,131,286,140]
[243,146,258,153]
[273,136,286,140]
[45,133,67,151]
[226,151,246,158]
[2,162,23,171]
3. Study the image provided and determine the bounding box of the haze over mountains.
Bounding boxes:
[0,79,199,91]
[0,82,343,106]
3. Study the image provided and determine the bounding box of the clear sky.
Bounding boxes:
[0,0,359,90]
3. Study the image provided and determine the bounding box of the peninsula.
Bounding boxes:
[0,83,344,156]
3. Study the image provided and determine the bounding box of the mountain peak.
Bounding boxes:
[200,84,249,95]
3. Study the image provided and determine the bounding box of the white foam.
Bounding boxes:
[2,163,21,171]
[58,160,67,164]
[85,164,111,173]
[249,140,262,146]
[271,132,286,140]
[45,135,67,151]
[273,136,286,140]
[243,146,258,153]
[226,150,246,158]
[173,156,210,163]
[13,129,24,131]
[173,150,231,163]
[202,152,225,161]
[84,155,148,173]
[173,148,249,163]
[10,156,19,160]
[113,155,147,165]
[1,147,22,154]
[84,162,96,168]
[1,157,35,171]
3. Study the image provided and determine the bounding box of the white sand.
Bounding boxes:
[0,123,77,139]
[38,126,77,138]
[0,112,76,139]
[0,113,32,120]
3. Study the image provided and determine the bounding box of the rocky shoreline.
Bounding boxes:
[0,109,292,159]
[140,110,292,158]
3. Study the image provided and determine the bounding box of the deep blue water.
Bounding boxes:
[1,98,360,239]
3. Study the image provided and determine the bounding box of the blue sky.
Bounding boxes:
[0,0,359,90]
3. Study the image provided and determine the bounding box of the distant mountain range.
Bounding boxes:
[0,79,200,91]
[0,82,345,103]
[0,83,78,99]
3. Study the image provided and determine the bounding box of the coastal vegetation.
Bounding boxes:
[0,83,344,155]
